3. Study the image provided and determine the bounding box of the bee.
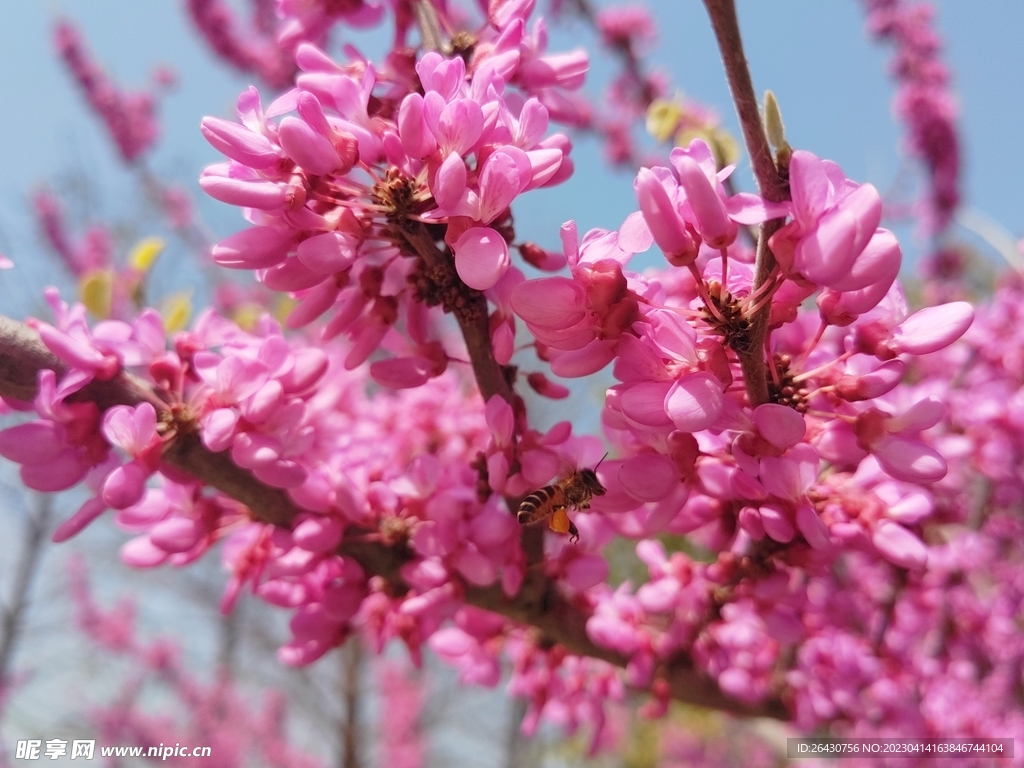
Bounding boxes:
[517,455,608,543]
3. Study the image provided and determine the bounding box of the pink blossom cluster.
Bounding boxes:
[507,633,626,754]
[703,281,1021,746]
[68,558,327,768]
[53,20,162,163]
[0,288,548,666]
[541,262,1024,754]
[198,5,583,380]
[817,281,1024,755]
[185,0,298,89]
[863,0,960,232]
[428,604,628,748]
[782,525,1024,760]
[921,276,1024,512]
[10,0,1022,754]
[33,189,113,279]
[659,723,778,768]
[31,189,164,322]
[507,135,978,720]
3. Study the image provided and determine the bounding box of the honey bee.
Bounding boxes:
[517,455,608,543]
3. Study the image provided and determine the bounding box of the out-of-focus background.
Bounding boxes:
[0,1,1020,765]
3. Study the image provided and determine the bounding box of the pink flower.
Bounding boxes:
[0,369,107,494]
[511,220,645,376]
[694,601,778,705]
[54,20,160,162]
[885,301,974,356]
[769,150,884,289]
[451,227,510,291]
[872,520,928,568]
[853,398,947,483]
[816,228,902,325]
[102,403,159,459]
[597,6,656,48]
[664,372,724,432]
[635,167,699,266]
[636,138,787,266]
[99,403,162,509]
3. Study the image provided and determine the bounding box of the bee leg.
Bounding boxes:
[568,521,579,544]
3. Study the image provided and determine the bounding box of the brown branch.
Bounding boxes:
[398,224,514,405]
[701,0,785,205]
[412,0,446,53]
[739,218,784,406]
[392,218,548,619]
[398,224,546,590]
[0,317,165,412]
[395,218,548,624]
[0,314,787,719]
[216,588,241,674]
[701,0,791,407]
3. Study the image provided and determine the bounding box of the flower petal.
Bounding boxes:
[664,372,723,432]
[873,521,927,568]
[453,227,510,290]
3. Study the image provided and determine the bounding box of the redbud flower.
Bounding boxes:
[770,150,883,288]
[511,219,646,377]
[54,20,160,162]
[865,0,960,231]
[597,6,657,49]
[637,138,787,267]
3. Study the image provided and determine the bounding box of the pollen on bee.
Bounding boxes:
[549,508,572,535]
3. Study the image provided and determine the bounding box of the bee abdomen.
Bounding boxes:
[518,485,556,523]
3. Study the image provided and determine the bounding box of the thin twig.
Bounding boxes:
[700,0,786,204]
[397,225,515,406]
[701,0,791,407]
[339,637,363,768]
[412,0,446,53]
[0,493,54,690]
[503,697,530,768]
[216,599,240,675]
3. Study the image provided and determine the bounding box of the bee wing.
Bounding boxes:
[520,448,573,487]
[521,443,604,486]
[550,441,608,479]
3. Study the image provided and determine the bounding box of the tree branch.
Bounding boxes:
[701,0,791,407]
[398,224,515,406]
[0,314,786,719]
[701,0,786,205]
